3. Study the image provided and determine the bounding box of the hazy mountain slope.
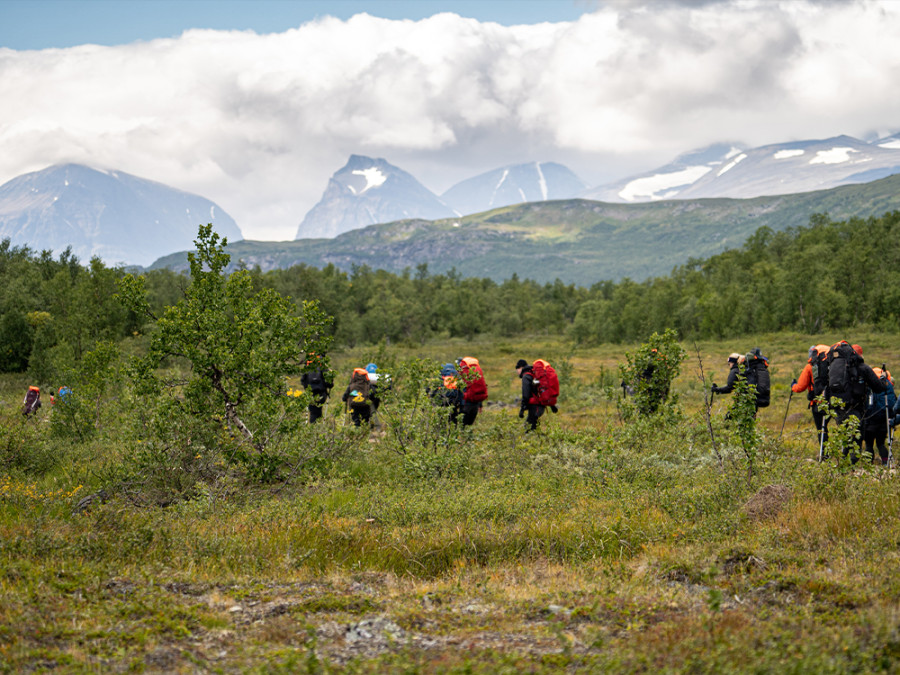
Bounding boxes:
[152,172,900,285]
[294,155,456,239]
[441,161,588,215]
[0,163,242,266]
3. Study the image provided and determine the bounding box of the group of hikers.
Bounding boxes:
[298,356,560,432]
[705,341,899,464]
[788,341,897,465]
[20,339,899,460]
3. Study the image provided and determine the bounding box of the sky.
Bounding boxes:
[1,0,899,241]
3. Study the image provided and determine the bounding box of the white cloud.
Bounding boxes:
[1,2,900,240]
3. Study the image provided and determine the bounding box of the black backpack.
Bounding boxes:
[811,350,830,401]
[744,352,770,408]
[827,341,863,404]
[304,369,328,395]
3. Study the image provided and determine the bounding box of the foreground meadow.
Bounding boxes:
[3,332,900,673]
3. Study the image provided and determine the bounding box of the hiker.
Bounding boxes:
[826,342,884,463]
[300,355,333,423]
[711,349,770,414]
[791,344,831,445]
[515,359,559,432]
[711,353,743,398]
[365,363,390,413]
[429,363,465,424]
[22,386,41,416]
[637,347,670,415]
[456,356,488,426]
[863,367,896,464]
[341,367,375,427]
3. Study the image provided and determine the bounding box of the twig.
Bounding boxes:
[695,343,723,470]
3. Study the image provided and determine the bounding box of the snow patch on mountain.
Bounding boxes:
[810,147,857,165]
[718,153,747,176]
[618,166,712,201]
[535,162,548,201]
[879,139,900,150]
[352,167,387,194]
[774,149,805,159]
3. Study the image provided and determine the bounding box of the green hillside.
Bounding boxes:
[151,173,900,283]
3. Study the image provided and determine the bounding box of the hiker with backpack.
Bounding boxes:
[711,349,770,415]
[429,362,465,424]
[300,354,333,424]
[791,344,831,446]
[22,386,42,416]
[515,358,559,432]
[636,347,670,415]
[365,363,390,413]
[863,367,896,465]
[456,356,489,426]
[825,342,884,463]
[341,367,377,427]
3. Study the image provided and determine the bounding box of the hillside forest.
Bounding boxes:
[2,211,899,376]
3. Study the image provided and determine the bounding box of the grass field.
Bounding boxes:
[3,331,900,672]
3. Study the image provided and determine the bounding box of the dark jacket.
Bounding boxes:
[851,362,885,409]
[519,366,537,410]
[866,378,897,421]
[712,364,741,395]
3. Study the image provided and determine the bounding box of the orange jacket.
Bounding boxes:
[791,363,813,394]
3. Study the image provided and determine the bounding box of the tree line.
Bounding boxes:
[2,210,899,376]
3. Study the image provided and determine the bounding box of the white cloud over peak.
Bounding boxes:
[1,2,899,240]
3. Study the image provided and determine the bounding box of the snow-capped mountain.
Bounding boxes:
[587,135,900,203]
[0,164,242,266]
[295,155,456,239]
[440,161,589,215]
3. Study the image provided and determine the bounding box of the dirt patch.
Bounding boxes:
[742,484,792,522]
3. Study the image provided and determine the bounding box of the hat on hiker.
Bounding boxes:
[515,359,528,370]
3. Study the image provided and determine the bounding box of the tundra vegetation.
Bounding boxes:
[3,219,900,672]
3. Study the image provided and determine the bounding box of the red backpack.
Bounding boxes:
[459,357,488,403]
[529,359,559,407]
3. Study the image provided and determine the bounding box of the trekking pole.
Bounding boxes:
[779,388,794,440]
[884,364,894,470]
[818,406,828,463]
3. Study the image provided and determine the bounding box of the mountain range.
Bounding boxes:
[588,134,900,203]
[3,132,900,275]
[0,164,241,266]
[152,172,900,286]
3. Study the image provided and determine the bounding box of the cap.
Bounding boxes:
[515,359,528,369]
[366,363,377,373]
[727,353,741,363]
[852,344,863,356]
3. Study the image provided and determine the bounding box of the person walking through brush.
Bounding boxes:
[791,344,831,445]
[429,362,465,425]
[22,386,41,416]
[711,349,770,415]
[300,354,333,424]
[515,358,559,432]
[341,367,376,427]
[456,356,488,426]
[826,342,884,463]
[863,366,896,465]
